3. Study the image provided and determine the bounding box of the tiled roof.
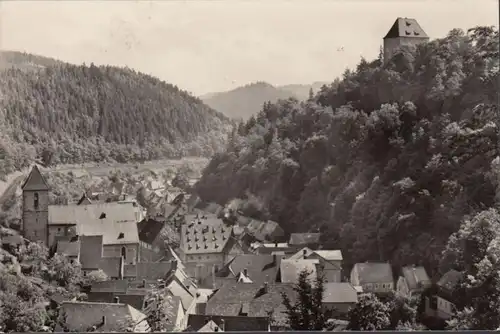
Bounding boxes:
[167,279,195,310]
[80,235,103,270]
[188,314,270,332]
[288,247,315,260]
[137,218,164,245]
[353,262,393,284]
[288,233,321,246]
[313,250,343,261]
[205,282,296,325]
[280,259,319,283]
[21,165,49,191]
[245,220,284,242]
[323,283,358,303]
[180,216,232,254]
[401,266,430,290]
[49,203,139,245]
[226,254,281,285]
[90,280,129,293]
[437,269,463,291]
[98,257,123,278]
[384,17,429,39]
[123,261,174,281]
[56,301,149,332]
[56,240,80,257]
[86,292,147,311]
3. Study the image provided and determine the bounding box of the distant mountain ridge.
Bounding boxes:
[201,81,330,120]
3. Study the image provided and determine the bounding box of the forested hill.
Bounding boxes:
[201,81,330,120]
[0,51,234,176]
[196,27,500,277]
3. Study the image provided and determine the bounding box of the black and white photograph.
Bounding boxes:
[0,0,498,332]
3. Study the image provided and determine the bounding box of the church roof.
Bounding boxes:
[21,165,50,191]
[384,17,429,39]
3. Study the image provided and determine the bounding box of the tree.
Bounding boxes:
[84,269,109,285]
[281,268,326,330]
[143,287,178,332]
[347,293,390,330]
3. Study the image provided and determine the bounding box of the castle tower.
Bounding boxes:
[383,17,429,64]
[21,165,50,246]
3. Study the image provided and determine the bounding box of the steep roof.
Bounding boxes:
[437,269,463,291]
[86,292,146,311]
[323,283,358,304]
[352,262,393,284]
[401,266,430,290]
[123,261,174,281]
[245,219,284,242]
[180,216,232,255]
[280,259,319,283]
[223,254,281,285]
[77,193,92,205]
[137,218,164,245]
[314,250,343,261]
[188,314,270,332]
[384,17,429,39]
[21,165,49,191]
[205,282,296,325]
[49,203,139,245]
[288,233,321,246]
[56,301,149,332]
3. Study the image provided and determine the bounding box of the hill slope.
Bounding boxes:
[0,51,233,177]
[201,81,329,120]
[196,27,499,276]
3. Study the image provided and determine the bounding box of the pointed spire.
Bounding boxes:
[22,165,49,191]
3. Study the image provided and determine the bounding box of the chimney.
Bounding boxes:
[142,279,146,288]
[113,296,120,303]
[275,242,278,247]
[264,281,268,293]
[303,249,307,257]
[243,268,248,276]
[102,316,107,325]
[220,319,225,332]
[172,259,178,272]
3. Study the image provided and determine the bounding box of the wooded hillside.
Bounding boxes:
[0,51,233,177]
[196,26,500,276]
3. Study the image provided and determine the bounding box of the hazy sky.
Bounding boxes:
[1,0,498,96]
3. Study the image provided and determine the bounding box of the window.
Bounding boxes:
[121,246,127,260]
[34,193,39,209]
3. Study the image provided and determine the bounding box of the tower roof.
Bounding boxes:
[21,165,50,191]
[384,17,429,39]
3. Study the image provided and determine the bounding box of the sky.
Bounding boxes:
[0,0,498,96]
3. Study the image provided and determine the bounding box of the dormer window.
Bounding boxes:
[118,232,124,239]
[34,193,39,210]
[414,32,420,36]
[405,30,411,35]
[99,212,106,219]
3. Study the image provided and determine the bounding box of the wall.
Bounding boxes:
[436,296,454,319]
[22,190,49,245]
[383,37,429,63]
[309,254,342,283]
[349,266,360,286]
[361,281,394,294]
[183,252,225,281]
[396,276,410,297]
[103,243,139,265]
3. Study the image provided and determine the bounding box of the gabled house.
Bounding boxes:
[79,235,124,279]
[279,258,320,283]
[289,247,343,282]
[350,262,394,294]
[425,269,463,320]
[396,265,431,298]
[56,301,150,332]
[323,282,358,318]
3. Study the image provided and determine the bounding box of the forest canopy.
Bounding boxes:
[195,26,500,276]
[0,51,234,177]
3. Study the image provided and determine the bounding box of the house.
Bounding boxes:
[56,239,80,263]
[322,283,358,318]
[425,269,463,320]
[187,314,270,332]
[48,202,140,264]
[178,215,240,282]
[79,235,124,279]
[279,258,320,283]
[350,262,394,294]
[123,261,175,281]
[136,218,166,262]
[240,219,285,243]
[288,233,321,250]
[201,254,284,289]
[396,265,431,298]
[289,247,343,282]
[383,17,429,64]
[205,282,296,330]
[56,301,150,332]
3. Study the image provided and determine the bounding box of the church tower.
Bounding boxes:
[21,165,50,246]
[383,17,429,64]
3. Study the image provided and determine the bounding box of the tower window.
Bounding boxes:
[34,193,39,209]
[121,246,127,260]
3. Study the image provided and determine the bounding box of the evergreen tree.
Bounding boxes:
[281,269,326,330]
